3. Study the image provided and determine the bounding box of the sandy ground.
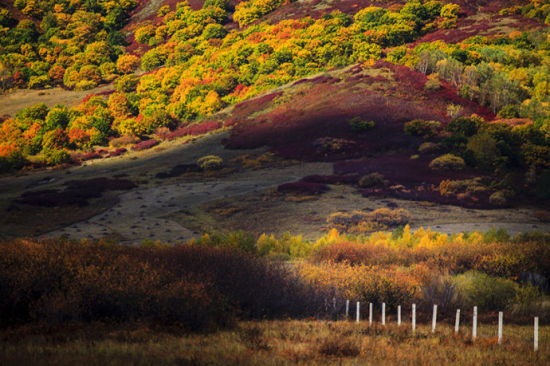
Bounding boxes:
[0,85,113,117]
[42,163,332,244]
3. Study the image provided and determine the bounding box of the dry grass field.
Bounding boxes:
[1,320,548,365]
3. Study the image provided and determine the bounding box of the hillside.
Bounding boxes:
[1,0,550,363]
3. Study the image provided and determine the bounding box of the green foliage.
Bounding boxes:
[115,74,139,93]
[429,154,465,170]
[141,48,169,72]
[466,133,501,170]
[446,116,482,137]
[358,173,386,188]
[202,24,227,40]
[453,271,518,310]
[197,155,223,170]
[349,117,375,132]
[233,0,285,27]
[45,149,71,165]
[404,119,441,137]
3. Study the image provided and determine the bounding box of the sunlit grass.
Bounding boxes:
[1,320,548,365]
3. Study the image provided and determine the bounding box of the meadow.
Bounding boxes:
[1,321,548,365]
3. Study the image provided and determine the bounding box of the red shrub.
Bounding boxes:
[166,121,221,140]
[108,147,127,157]
[132,139,159,151]
[80,152,103,161]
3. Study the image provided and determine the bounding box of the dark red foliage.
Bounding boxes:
[80,152,103,161]
[108,148,127,157]
[278,181,329,195]
[17,178,136,207]
[166,121,222,140]
[132,139,159,151]
[292,75,340,86]
[224,91,283,127]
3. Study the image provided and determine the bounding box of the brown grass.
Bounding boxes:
[1,320,548,365]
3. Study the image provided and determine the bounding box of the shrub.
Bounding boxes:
[466,133,501,170]
[349,117,375,133]
[358,173,386,188]
[327,208,411,232]
[438,177,488,196]
[421,276,462,310]
[424,74,441,91]
[42,129,69,150]
[115,74,139,93]
[404,119,441,137]
[141,48,168,72]
[132,139,159,151]
[489,190,509,207]
[429,154,465,170]
[197,155,223,170]
[28,75,50,89]
[116,54,140,74]
[0,240,329,330]
[453,271,518,310]
[498,104,519,118]
[110,135,140,148]
[418,142,440,154]
[446,116,482,137]
[202,23,227,40]
[45,149,71,165]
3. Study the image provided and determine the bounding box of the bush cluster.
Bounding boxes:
[0,239,329,330]
[327,208,411,232]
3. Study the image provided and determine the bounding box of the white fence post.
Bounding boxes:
[345,300,349,319]
[398,305,401,326]
[382,302,386,326]
[369,303,373,326]
[498,312,503,345]
[534,317,539,352]
[472,306,478,341]
[412,303,416,332]
[455,309,460,334]
[432,304,437,333]
[356,302,360,323]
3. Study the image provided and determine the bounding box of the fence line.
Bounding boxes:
[341,299,541,351]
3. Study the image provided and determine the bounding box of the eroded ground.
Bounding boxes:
[1,131,548,245]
